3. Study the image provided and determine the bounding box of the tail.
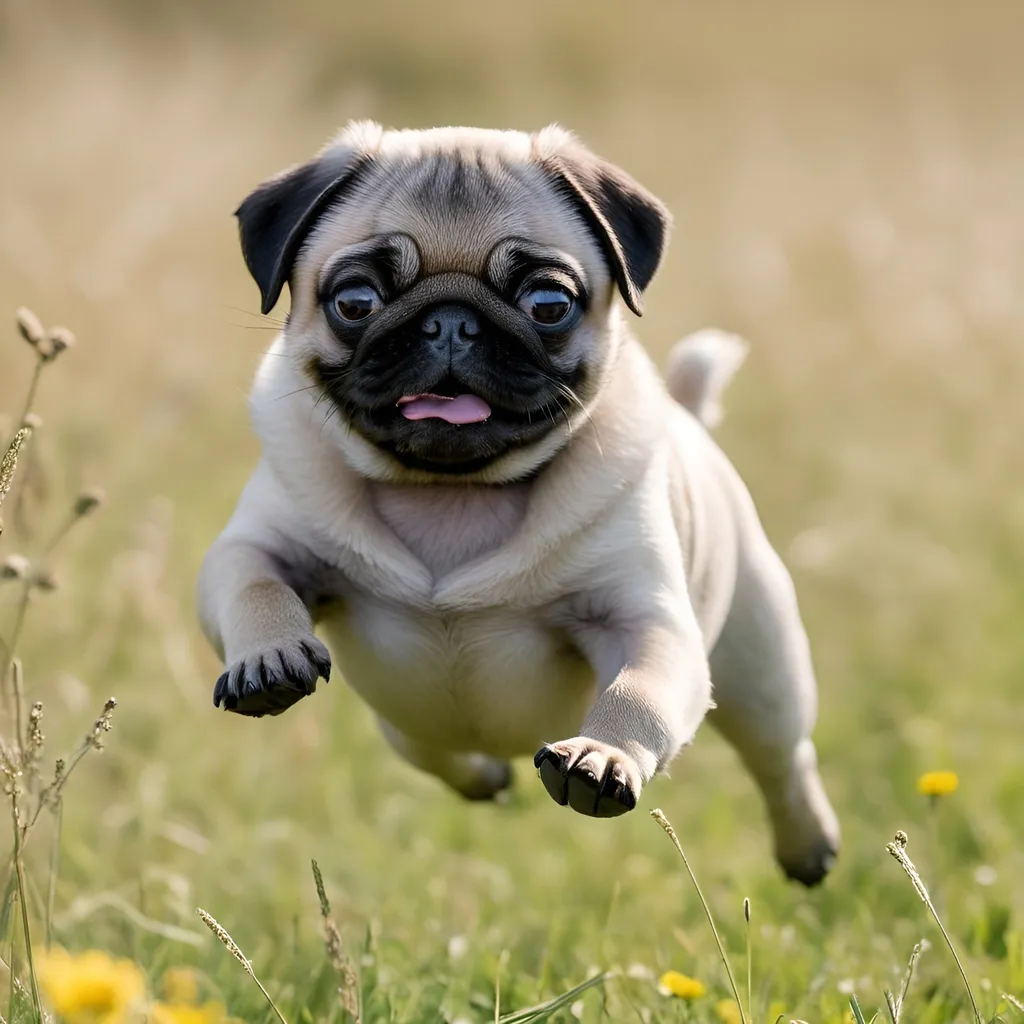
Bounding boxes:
[664,328,749,429]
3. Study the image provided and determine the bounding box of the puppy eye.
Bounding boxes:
[518,286,574,327]
[332,283,383,323]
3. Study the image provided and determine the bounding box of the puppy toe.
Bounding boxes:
[534,745,570,805]
[299,639,332,683]
[596,759,637,817]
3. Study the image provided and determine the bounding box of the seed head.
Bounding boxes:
[87,698,118,750]
[34,334,54,360]
[196,909,254,976]
[887,831,932,909]
[1,554,31,581]
[312,860,360,1017]
[30,569,60,593]
[25,701,45,770]
[1,427,32,508]
[45,326,76,360]
[74,488,106,518]
[15,307,45,347]
[743,897,750,923]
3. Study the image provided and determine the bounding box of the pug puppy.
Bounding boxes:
[198,121,840,884]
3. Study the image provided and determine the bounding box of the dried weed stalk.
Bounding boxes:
[1,308,114,1022]
[312,859,361,1022]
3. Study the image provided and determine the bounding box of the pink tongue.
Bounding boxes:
[399,394,492,424]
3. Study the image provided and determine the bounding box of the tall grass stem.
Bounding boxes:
[651,809,748,1024]
[886,832,981,1024]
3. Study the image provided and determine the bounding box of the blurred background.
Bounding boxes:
[1,0,1022,1018]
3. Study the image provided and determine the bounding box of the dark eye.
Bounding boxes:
[331,283,383,323]
[518,286,575,327]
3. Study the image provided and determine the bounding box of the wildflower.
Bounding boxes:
[36,947,146,1023]
[658,970,706,999]
[917,771,958,797]
[160,968,200,1005]
[768,1000,787,1021]
[716,998,743,1023]
[149,1002,232,1024]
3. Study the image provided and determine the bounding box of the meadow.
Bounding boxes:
[1,1,1022,1020]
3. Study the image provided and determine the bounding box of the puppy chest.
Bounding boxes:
[323,600,595,757]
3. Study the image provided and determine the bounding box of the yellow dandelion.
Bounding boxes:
[160,968,200,1006]
[658,970,707,999]
[716,997,743,1024]
[36,947,146,1023]
[917,771,959,797]
[148,1001,233,1024]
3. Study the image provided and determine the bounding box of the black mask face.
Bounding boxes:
[312,261,590,475]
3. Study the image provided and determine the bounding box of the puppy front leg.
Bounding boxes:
[535,621,711,817]
[197,539,331,718]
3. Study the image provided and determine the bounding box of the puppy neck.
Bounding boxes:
[368,480,532,580]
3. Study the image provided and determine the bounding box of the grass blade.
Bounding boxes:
[849,994,868,1024]
[498,971,611,1024]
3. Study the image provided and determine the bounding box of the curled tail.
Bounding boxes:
[664,328,749,429]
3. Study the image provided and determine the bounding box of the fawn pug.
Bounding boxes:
[198,122,840,884]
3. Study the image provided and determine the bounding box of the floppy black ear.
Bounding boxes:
[235,152,370,315]
[543,152,671,316]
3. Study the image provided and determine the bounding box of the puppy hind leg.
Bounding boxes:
[378,720,513,802]
[707,540,840,886]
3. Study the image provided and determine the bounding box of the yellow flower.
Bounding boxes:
[160,969,200,1006]
[716,998,743,1023]
[658,970,706,999]
[149,1002,231,1024]
[36,947,146,1023]
[768,1000,787,1022]
[917,771,959,797]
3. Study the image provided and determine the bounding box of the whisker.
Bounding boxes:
[224,304,287,327]
[275,383,321,401]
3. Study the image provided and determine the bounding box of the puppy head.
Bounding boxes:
[237,121,671,482]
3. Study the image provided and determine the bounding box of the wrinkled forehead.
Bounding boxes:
[299,150,608,285]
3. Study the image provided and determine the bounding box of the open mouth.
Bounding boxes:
[396,380,492,424]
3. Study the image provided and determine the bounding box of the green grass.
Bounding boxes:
[1,1,1023,1020]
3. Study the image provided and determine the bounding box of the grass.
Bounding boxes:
[1,0,1023,1020]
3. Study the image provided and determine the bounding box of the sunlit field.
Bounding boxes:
[1,1,1023,1020]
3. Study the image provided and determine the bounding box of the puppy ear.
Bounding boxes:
[235,152,370,315]
[542,146,671,316]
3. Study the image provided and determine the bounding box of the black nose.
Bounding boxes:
[420,304,482,350]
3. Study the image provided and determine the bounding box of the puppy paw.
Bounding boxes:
[533,738,641,818]
[780,837,839,888]
[455,757,514,803]
[213,636,331,718]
